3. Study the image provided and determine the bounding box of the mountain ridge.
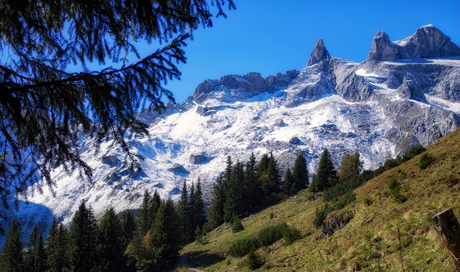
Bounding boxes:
[2,25,460,248]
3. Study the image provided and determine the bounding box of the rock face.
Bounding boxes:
[368,25,460,62]
[101,155,120,167]
[168,164,189,176]
[307,38,331,67]
[189,154,208,164]
[319,217,351,239]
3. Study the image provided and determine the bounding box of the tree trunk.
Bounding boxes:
[431,207,460,271]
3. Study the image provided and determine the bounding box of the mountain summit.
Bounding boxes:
[2,26,460,247]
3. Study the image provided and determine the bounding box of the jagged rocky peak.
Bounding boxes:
[367,25,460,61]
[307,38,331,66]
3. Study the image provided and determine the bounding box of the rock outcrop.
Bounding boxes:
[189,154,208,164]
[319,216,351,239]
[368,25,460,62]
[307,38,331,67]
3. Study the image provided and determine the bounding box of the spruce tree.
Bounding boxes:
[138,190,152,238]
[24,224,46,272]
[292,152,309,193]
[224,161,244,222]
[208,174,225,228]
[187,183,196,242]
[265,153,281,195]
[0,218,23,272]
[97,208,124,272]
[282,168,294,195]
[257,153,270,177]
[67,201,98,272]
[193,178,207,233]
[315,148,337,192]
[338,151,362,182]
[46,219,69,272]
[178,180,190,243]
[150,190,161,222]
[149,199,184,271]
[120,210,137,272]
[244,153,262,212]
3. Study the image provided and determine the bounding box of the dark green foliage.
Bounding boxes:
[150,190,161,224]
[228,238,260,257]
[208,174,225,228]
[138,190,152,238]
[193,179,207,233]
[178,180,190,242]
[0,0,235,219]
[24,224,46,272]
[232,216,244,233]
[338,151,362,182]
[179,178,207,243]
[363,196,372,206]
[419,153,435,170]
[121,210,136,249]
[244,153,263,212]
[257,223,287,247]
[67,201,98,272]
[46,219,68,272]
[331,191,356,210]
[292,152,309,193]
[323,170,374,202]
[282,168,294,195]
[97,208,124,272]
[388,176,400,190]
[0,218,23,272]
[405,145,426,160]
[314,148,337,192]
[313,203,332,228]
[388,177,407,203]
[282,225,302,246]
[149,199,184,271]
[224,160,245,222]
[246,247,263,271]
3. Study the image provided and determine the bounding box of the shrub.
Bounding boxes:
[391,187,407,203]
[419,153,435,170]
[363,196,372,206]
[232,217,244,233]
[404,145,425,161]
[246,247,263,270]
[228,238,259,257]
[331,191,356,210]
[313,203,331,228]
[257,223,286,247]
[282,225,302,246]
[388,176,400,190]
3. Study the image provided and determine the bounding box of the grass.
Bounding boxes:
[177,128,460,271]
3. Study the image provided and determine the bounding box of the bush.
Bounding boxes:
[313,203,331,228]
[228,238,260,257]
[282,225,302,246]
[388,176,400,190]
[404,145,426,161]
[257,223,286,247]
[363,196,372,206]
[391,187,407,203]
[419,153,435,170]
[232,217,244,233]
[246,247,263,270]
[331,191,356,210]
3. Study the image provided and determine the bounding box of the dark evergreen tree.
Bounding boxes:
[0,218,23,272]
[208,174,225,228]
[224,160,244,222]
[263,153,281,195]
[244,153,262,212]
[193,178,207,231]
[67,201,98,272]
[292,152,309,193]
[314,148,337,192]
[0,0,235,220]
[187,183,196,242]
[149,199,184,271]
[46,219,68,272]
[24,224,46,272]
[138,190,152,238]
[338,151,362,182]
[97,208,124,272]
[150,189,162,222]
[257,153,270,177]
[120,210,137,272]
[178,180,190,243]
[282,168,294,195]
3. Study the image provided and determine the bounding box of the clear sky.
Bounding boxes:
[143,1,460,103]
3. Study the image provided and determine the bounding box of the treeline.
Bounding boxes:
[0,186,207,272]
[206,152,308,229]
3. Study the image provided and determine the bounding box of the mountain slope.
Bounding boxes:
[2,25,460,248]
[179,126,460,271]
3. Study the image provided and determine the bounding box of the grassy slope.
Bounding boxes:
[178,128,460,272]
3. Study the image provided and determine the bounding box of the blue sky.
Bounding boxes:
[145,1,460,103]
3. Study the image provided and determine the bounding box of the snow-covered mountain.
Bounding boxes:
[2,25,460,245]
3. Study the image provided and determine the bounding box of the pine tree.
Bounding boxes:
[244,153,262,212]
[208,174,225,228]
[224,160,244,222]
[292,152,309,193]
[282,168,294,195]
[265,153,282,195]
[150,190,161,222]
[67,201,98,272]
[0,0,235,217]
[138,190,152,238]
[315,148,337,192]
[187,183,196,242]
[193,178,207,233]
[24,224,46,272]
[0,218,23,272]
[257,153,270,177]
[149,199,184,271]
[178,180,190,243]
[46,219,69,272]
[120,210,137,272]
[97,208,124,272]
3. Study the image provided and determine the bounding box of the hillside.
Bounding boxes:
[178,127,460,271]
